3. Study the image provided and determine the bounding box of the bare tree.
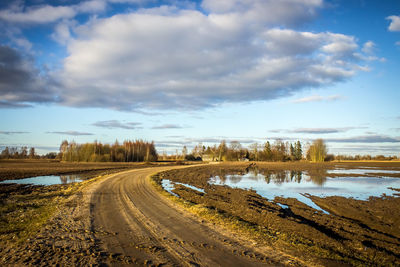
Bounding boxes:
[307,139,327,162]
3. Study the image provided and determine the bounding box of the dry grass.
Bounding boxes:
[0,173,107,245]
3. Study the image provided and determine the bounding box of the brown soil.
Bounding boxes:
[2,161,399,266]
[0,164,297,266]
[158,162,400,266]
[90,166,295,266]
[0,159,179,181]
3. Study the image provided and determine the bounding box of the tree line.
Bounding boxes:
[1,139,398,162]
[0,146,36,159]
[333,154,398,161]
[59,140,157,162]
[181,139,305,162]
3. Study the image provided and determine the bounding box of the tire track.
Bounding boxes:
[90,166,291,266]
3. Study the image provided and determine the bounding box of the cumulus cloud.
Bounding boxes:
[46,131,94,136]
[55,1,369,111]
[387,15,400,32]
[201,0,323,26]
[92,120,141,129]
[292,94,343,103]
[362,41,375,54]
[0,1,375,111]
[0,45,56,107]
[51,20,76,45]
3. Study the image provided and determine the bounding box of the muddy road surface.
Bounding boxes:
[91,166,294,266]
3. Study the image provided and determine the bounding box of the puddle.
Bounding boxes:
[162,179,205,195]
[0,174,86,186]
[161,179,179,197]
[275,203,289,209]
[208,169,400,214]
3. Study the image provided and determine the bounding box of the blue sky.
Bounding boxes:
[0,0,399,156]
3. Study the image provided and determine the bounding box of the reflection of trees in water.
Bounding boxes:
[59,175,82,184]
[60,175,68,184]
[264,172,272,184]
[251,170,306,185]
[307,169,328,186]
[229,175,243,184]
[216,174,227,184]
[290,171,303,183]
[211,168,327,186]
[274,171,288,184]
[246,167,259,176]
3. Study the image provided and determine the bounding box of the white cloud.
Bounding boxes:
[12,36,32,51]
[92,120,141,129]
[152,124,184,129]
[362,41,375,54]
[292,95,343,103]
[0,5,76,24]
[0,1,375,111]
[55,2,368,111]
[320,34,358,56]
[201,0,323,26]
[77,0,107,13]
[46,131,94,136]
[0,1,106,24]
[51,20,75,45]
[387,15,400,32]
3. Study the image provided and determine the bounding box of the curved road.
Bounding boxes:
[90,166,292,266]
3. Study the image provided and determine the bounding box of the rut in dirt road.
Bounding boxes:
[90,167,292,266]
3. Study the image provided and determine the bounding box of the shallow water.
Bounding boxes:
[162,179,205,196]
[208,169,400,213]
[0,174,85,186]
[327,168,400,175]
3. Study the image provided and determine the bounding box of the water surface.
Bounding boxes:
[0,174,86,186]
[162,179,205,196]
[208,169,400,213]
[327,168,400,175]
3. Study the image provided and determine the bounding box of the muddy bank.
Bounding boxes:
[157,162,400,266]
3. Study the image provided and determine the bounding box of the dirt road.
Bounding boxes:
[90,166,294,266]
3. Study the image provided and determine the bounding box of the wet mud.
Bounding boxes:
[158,162,400,266]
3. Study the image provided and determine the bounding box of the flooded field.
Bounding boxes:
[157,162,400,266]
[0,174,86,186]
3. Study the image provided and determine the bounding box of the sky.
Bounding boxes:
[0,0,399,156]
